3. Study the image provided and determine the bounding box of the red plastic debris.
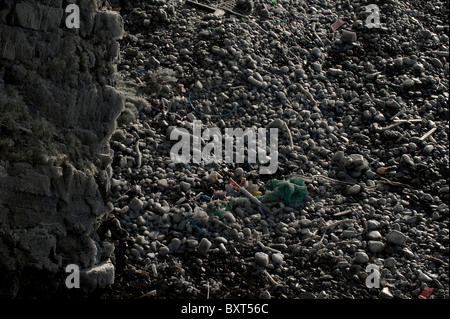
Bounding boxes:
[228,178,241,189]
[418,287,434,299]
[331,19,346,31]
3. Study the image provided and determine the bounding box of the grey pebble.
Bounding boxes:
[157,178,170,188]
[431,58,443,69]
[418,271,433,283]
[169,238,182,252]
[130,248,141,258]
[354,251,369,264]
[259,291,271,299]
[401,154,415,166]
[368,241,385,253]
[136,235,148,246]
[194,80,203,90]
[347,184,361,195]
[384,257,396,268]
[403,247,415,259]
[379,287,394,299]
[247,75,263,88]
[129,197,144,211]
[198,238,212,255]
[180,181,191,192]
[223,211,236,224]
[423,145,434,154]
[328,68,343,77]
[367,220,381,230]
[271,253,284,265]
[136,215,147,226]
[386,230,407,246]
[340,30,357,42]
[255,252,269,267]
[159,245,170,256]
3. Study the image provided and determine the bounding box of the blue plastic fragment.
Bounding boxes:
[257,205,265,217]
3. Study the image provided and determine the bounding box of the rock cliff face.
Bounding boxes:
[0,0,124,297]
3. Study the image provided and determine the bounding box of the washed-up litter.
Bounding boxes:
[331,19,346,31]
[227,178,272,213]
[257,178,308,205]
[208,208,224,219]
[418,287,434,299]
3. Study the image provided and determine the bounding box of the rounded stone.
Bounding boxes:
[386,230,407,246]
[367,230,382,240]
[198,238,212,255]
[135,235,148,246]
[354,251,370,264]
[129,197,144,211]
[418,272,433,283]
[368,241,385,253]
[423,145,434,154]
[367,220,380,230]
[384,257,396,268]
[136,215,147,226]
[180,181,191,192]
[157,178,170,188]
[159,245,170,256]
[348,184,361,195]
[259,290,271,299]
[168,238,182,252]
[255,252,269,267]
[271,253,284,265]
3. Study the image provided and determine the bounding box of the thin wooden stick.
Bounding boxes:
[393,119,422,123]
[238,184,272,214]
[381,122,402,130]
[429,135,437,143]
[395,132,407,143]
[376,177,413,189]
[419,127,437,141]
[135,141,142,168]
[263,270,281,287]
[257,241,282,254]
[333,209,354,217]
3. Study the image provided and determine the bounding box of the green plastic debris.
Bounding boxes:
[208,208,224,219]
[257,178,308,205]
[225,197,250,211]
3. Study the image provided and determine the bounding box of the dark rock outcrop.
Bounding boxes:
[0,0,124,297]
